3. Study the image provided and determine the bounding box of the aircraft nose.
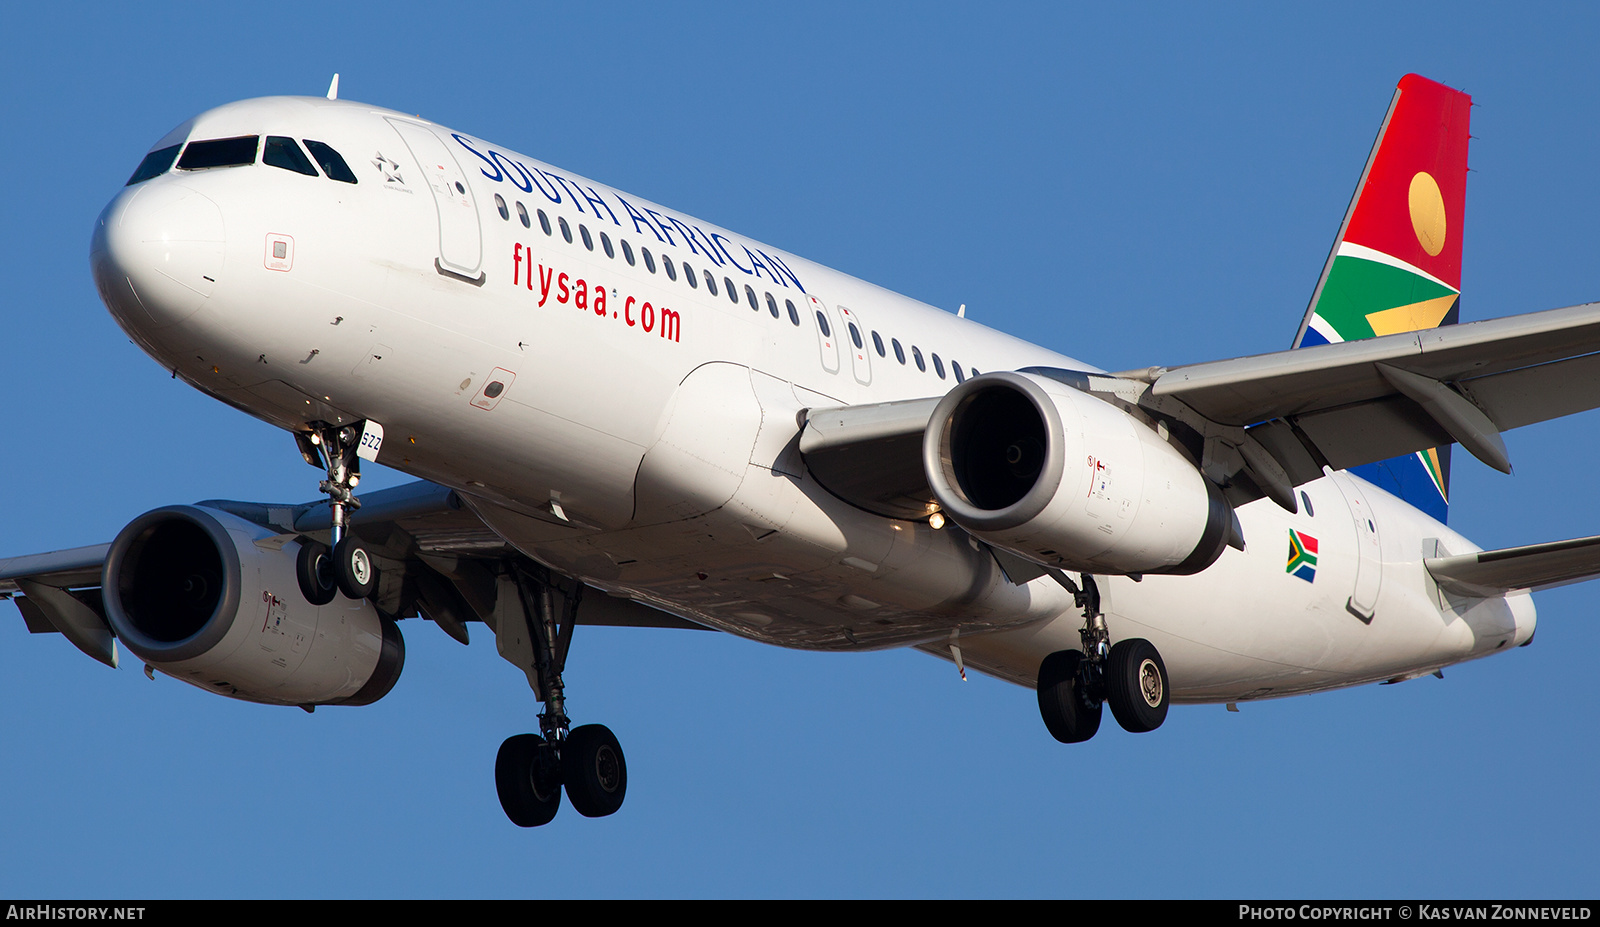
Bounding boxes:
[91,181,226,334]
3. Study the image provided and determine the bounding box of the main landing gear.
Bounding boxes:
[493,565,626,827]
[293,422,379,604]
[1035,572,1170,743]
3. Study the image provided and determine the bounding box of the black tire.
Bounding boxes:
[495,733,562,827]
[333,536,378,599]
[295,539,338,606]
[562,724,627,818]
[1036,649,1102,744]
[1105,638,1169,733]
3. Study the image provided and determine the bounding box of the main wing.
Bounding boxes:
[799,299,1600,521]
[1145,299,1600,486]
[1,480,704,671]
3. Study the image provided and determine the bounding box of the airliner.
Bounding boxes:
[6,73,1600,826]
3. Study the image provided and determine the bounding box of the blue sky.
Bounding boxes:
[2,2,1598,898]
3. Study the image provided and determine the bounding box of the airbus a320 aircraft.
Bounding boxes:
[8,73,1600,826]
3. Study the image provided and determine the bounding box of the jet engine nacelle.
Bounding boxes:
[923,371,1233,576]
[102,505,404,706]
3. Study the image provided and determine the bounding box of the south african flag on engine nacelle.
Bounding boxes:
[1287,530,1318,583]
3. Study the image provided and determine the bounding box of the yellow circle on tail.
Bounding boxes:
[1409,171,1447,256]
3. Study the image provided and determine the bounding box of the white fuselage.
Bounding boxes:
[90,95,1534,704]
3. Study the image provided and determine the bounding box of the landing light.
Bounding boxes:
[928,512,946,530]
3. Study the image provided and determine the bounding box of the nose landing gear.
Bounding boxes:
[295,421,380,603]
[1035,572,1170,743]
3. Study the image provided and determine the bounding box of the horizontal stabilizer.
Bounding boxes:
[1426,534,1600,596]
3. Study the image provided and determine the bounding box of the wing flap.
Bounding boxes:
[1467,350,1600,432]
[1290,394,1453,470]
[1427,534,1600,596]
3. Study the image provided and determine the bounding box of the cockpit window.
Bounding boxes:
[126,144,182,186]
[177,136,259,171]
[263,136,318,176]
[303,140,357,184]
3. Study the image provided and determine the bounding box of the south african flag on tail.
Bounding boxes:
[1292,74,1471,523]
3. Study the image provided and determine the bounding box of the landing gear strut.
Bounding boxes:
[1035,572,1170,742]
[493,564,627,826]
[295,422,378,602]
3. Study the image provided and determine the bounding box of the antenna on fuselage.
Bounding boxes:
[326,73,340,100]
[957,303,966,318]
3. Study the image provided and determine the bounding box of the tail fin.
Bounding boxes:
[1292,73,1472,522]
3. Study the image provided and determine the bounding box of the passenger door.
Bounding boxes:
[386,118,483,282]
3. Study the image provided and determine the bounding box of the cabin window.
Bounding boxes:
[517,202,531,228]
[912,346,926,372]
[815,311,832,338]
[621,239,635,265]
[952,361,965,382]
[492,193,509,220]
[684,261,698,287]
[725,278,738,304]
[872,331,885,357]
[264,137,318,177]
[580,224,594,251]
[892,339,906,364]
[766,293,780,319]
[601,232,614,258]
[178,136,258,170]
[303,140,357,183]
[704,271,718,295]
[1300,491,1315,517]
[848,322,864,349]
[538,209,552,236]
[745,284,759,311]
[642,247,657,273]
[662,254,677,280]
[558,216,573,244]
[786,299,800,326]
[932,353,946,379]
